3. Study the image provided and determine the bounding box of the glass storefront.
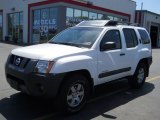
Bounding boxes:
[32,7,58,43]
[0,12,2,40]
[8,12,23,42]
[66,7,128,27]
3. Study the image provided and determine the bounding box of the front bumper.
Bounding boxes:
[5,55,65,98]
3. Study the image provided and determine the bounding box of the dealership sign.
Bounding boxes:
[33,19,57,36]
[34,19,56,25]
[66,17,86,27]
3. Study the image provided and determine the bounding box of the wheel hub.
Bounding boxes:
[67,83,84,108]
[137,68,145,83]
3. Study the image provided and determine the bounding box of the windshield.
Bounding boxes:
[49,27,103,48]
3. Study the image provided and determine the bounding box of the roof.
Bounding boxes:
[136,10,160,17]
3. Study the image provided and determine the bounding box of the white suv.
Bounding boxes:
[5,20,152,113]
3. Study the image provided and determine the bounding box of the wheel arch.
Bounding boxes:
[57,69,94,97]
[137,58,150,77]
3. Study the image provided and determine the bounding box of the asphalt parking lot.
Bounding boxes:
[0,43,160,120]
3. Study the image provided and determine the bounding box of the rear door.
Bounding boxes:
[121,28,139,75]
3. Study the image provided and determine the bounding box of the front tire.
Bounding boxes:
[128,63,147,89]
[55,74,90,113]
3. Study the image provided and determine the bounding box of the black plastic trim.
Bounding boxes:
[5,55,66,98]
[99,67,131,78]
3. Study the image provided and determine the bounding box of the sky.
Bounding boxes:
[133,0,160,14]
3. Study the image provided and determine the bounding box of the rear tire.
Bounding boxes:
[55,74,90,114]
[128,62,147,89]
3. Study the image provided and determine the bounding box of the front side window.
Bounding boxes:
[123,28,138,48]
[49,27,103,48]
[138,29,150,44]
[100,30,121,50]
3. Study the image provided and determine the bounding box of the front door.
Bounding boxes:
[97,29,130,84]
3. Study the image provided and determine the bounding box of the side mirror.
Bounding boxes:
[101,42,116,51]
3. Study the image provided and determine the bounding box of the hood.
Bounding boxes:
[11,43,90,61]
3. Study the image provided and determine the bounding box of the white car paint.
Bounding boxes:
[10,24,152,86]
[11,43,90,61]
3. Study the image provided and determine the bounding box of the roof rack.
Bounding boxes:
[104,21,139,26]
[117,22,139,26]
[76,20,139,27]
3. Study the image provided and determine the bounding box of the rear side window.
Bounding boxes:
[123,28,138,48]
[138,29,150,44]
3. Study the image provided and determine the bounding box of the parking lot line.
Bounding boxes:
[147,75,160,82]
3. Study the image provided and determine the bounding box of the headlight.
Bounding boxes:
[34,61,54,74]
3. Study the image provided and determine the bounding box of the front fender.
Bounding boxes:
[50,55,97,81]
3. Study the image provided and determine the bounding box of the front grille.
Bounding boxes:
[10,55,30,69]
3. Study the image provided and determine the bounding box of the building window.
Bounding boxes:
[8,12,23,43]
[98,14,103,20]
[66,7,129,27]
[67,8,73,17]
[82,11,89,20]
[66,8,74,27]
[66,8,84,27]
[0,11,3,40]
[32,7,58,43]
[19,12,23,42]
[49,8,58,40]
[33,10,40,43]
[74,9,82,24]
[89,12,97,20]
[113,17,119,21]
[74,9,81,18]
[108,16,114,20]
[40,9,49,42]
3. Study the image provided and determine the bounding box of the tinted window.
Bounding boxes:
[138,29,150,44]
[123,28,138,48]
[100,30,121,50]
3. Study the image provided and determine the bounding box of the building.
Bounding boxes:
[0,0,136,45]
[135,10,160,48]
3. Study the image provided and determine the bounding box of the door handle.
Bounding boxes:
[120,53,125,56]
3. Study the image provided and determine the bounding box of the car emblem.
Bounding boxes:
[15,57,21,66]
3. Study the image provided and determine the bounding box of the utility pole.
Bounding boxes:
[141,2,143,10]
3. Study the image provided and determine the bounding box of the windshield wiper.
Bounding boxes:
[49,42,81,48]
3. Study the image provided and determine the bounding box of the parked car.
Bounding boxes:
[5,20,152,113]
